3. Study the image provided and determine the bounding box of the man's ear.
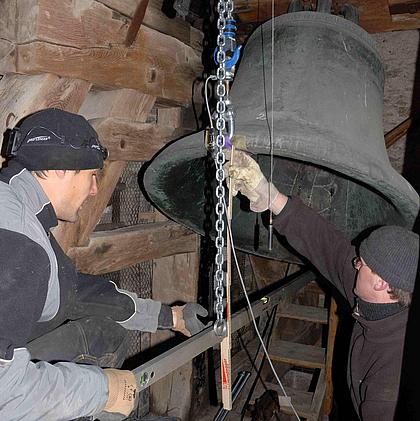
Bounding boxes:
[373,278,389,292]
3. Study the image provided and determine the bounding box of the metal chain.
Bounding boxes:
[213,0,233,337]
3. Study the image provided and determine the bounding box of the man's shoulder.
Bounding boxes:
[0,181,27,229]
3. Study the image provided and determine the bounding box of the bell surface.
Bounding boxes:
[143,11,419,262]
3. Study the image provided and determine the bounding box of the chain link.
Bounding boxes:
[213,0,233,337]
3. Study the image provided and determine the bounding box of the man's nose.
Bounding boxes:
[90,176,98,196]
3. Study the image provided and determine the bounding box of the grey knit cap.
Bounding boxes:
[359,225,419,293]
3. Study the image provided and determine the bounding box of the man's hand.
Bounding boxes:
[225,150,287,214]
[104,369,137,416]
[172,303,208,337]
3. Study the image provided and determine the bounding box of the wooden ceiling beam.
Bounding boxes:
[0,0,202,106]
[67,221,197,274]
[234,0,420,33]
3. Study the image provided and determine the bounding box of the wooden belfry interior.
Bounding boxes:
[0,1,419,420]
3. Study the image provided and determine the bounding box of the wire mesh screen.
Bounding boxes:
[101,161,153,416]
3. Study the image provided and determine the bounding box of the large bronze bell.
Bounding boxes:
[143,11,419,262]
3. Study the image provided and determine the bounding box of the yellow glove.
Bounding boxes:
[225,150,282,214]
[104,369,137,416]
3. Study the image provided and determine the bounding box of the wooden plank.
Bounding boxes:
[385,117,412,148]
[323,298,339,416]
[79,89,156,122]
[90,117,174,161]
[13,35,201,105]
[234,0,420,33]
[67,221,198,274]
[309,369,326,421]
[16,0,128,46]
[278,303,328,324]
[268,340,325,369]
[0,40,15,74]
[53,159,127,252]
[0,1,17,42]
[0,73,91,153]
[0,1,202,104]
[150,248,199,418]
[125,0,150,47]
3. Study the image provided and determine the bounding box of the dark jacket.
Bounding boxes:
[273,196,408,421]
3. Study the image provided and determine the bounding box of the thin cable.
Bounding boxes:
[222,198,301,421]
[269,0,275,227]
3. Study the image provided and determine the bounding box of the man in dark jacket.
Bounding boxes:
[226,150,419,421]
[0,108,207,421]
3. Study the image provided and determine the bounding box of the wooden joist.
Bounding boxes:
[0,0,202,106]
[91,117,175,161]
[278,303,328,324]
[268,339,325,369]
[0,73,91,154]
[234,0,420,33]
[67,221,198,274]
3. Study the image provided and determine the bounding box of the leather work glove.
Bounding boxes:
[104,369,137,417]
[225,150,283,214]
[172,303,208,337]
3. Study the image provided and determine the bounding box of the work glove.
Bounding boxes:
[104,369,137,417]
[225,150,283,214]
[172,303,208,337]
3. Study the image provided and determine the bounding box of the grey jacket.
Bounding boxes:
[0,164,162,420]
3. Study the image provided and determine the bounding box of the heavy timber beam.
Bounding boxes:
[0,0,202,106]
[91,117,175,161]
[67,221,198,274]
[234,0,420,33]
[133,270,314,392]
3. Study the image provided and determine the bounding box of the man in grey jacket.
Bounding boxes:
[226,150,419,420]
[0,108,207,420]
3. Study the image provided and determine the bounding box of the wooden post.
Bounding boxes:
[220,145,235,410]
[323,297,338,415]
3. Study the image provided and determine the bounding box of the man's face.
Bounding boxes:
[353,257,384,302]
[57,169,98,222]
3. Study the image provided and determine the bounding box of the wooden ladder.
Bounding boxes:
[259,297,338,421]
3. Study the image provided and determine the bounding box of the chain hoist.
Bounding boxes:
[212,0,241,337]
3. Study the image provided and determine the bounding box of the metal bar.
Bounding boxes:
[214,371,251,421]
[133,269,314,391]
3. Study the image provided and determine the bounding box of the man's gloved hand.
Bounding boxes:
[104,369,137,417]
[172,303,208,337]
[225,150,284,214]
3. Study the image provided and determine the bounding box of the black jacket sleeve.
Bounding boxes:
[272,197,357,304]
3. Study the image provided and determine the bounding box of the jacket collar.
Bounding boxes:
[0,161,58,231]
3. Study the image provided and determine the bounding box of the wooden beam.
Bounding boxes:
[234,0,420,33]
[385,117,412,148]
[79,89,156,122]
[67,221,198,274]
[0,1,202,105]
[125,0,151,47]
[91,117,175,161]
[14,37,200,105]
[150,247,200,418]
[0,73,91,153]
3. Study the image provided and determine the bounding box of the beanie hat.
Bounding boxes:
[7,108,108,170]
[359,225,419,293]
